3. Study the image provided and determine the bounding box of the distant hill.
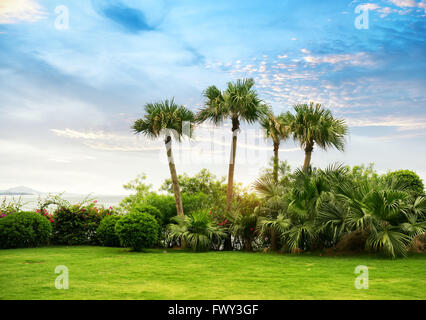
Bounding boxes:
[0,186,45,195]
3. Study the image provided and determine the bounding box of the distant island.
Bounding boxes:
[0,186,44,196]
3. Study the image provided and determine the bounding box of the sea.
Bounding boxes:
[0,194,127,211]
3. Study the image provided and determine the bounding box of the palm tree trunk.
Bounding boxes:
[273,141,279,183]
[270,229,278,252]
[303,143,313,171]
[165,136,184,216]
[226,119,240,211]
[244,238,253,251]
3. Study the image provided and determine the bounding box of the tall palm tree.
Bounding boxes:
[196,78,266,211]
[260,109,291,183]
[284,102,348,171]
[133,99,194,216]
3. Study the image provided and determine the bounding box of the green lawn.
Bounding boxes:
[0,246,425,300]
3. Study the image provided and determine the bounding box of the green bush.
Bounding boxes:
[182,192,210,215]
[97,215,122,247]
[142,194,176,226]
[131,204,163,225]
[52,204,110,245]
[386,170,425,197]
[0,211,52,249]
[115,211,160,251]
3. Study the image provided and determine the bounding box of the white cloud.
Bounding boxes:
[389,0,418,7]
[0,0,47,24]
[303,52,375,67]
[358,3,381,11]
[379,7,397,17]
[347,116,426,131]
[389,0,426,11]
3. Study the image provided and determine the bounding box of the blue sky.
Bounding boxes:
[0,0,425,194]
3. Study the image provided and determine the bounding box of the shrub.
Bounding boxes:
[0,211,52,248]
[52,202,111,245]
[409,233,426,253]
[386,170,425,197]
[97,215,122,247]
[167,210,227,251]
[335,230,369,253]
[131,204,163,226]
[0,197,25,218]
[182,192,210,215]
[142,194,176,226]
[115,211,159,251]
[35,208,54,223]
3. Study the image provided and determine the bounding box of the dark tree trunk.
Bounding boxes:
[270,229,278,252]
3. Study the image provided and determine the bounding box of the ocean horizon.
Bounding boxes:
[1,194,127,211]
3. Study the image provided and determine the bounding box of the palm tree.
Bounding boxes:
[133,99,194,216]
[260,109,291,183]
[196,78,266,211]
[284,102,348,171]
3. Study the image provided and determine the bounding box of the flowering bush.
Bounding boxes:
[35,209,54,223]
[208,210,230,227]
[0,197,25,219]
[52,200,114,245]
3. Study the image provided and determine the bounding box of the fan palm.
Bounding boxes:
[317,174,426,258]
[260,110,291,183]
[133,99,194,216]
[167,210,227,251]
[196,78,266,211]
[284,102,348,171]
[253,174,289,251]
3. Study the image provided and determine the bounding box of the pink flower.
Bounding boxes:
[250,227,254,232]
[93,200,98,203]
[109,206,113,210]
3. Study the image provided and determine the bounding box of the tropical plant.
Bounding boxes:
[283,102,348,170]
[133,99,195,216]
[253,174,289,251]
[167,210,227,251]
[386,170,425,198]
[317,173,426,258]
[260,109,290,183]
[196,78,266,210]
[227,208,259,251]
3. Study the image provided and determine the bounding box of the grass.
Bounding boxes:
[0,246,425,300]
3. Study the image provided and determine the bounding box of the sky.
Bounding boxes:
[0,0,425,195]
